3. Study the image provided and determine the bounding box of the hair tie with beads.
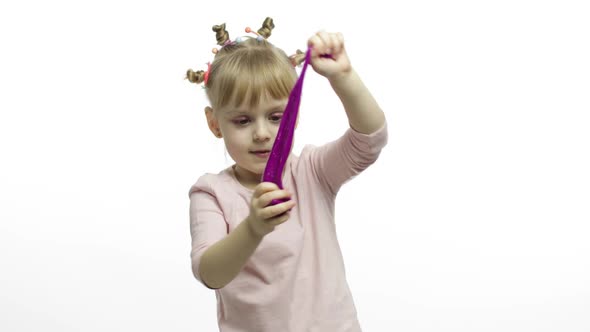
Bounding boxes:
[244,27,265,41]
[203,62,211,86]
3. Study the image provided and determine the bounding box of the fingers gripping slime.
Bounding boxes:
[262,48,312,206]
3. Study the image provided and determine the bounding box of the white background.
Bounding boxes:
[1,0,589,331]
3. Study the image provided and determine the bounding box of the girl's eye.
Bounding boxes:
[233,113,282,126]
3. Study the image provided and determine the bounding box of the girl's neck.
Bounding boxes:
[232,165,260,190]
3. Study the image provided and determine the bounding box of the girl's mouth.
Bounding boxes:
[251,151,270,158]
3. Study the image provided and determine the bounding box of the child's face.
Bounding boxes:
[208,94,296,185]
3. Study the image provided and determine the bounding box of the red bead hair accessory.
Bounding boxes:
[244,27,265,41]
[203,62,211,86]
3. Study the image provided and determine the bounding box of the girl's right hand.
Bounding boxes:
[246,182,296,238]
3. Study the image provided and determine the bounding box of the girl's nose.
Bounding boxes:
[253,124,271,141]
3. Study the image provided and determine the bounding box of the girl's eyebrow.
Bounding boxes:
[226,104,286,116]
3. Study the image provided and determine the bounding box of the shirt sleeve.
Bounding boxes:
[307,120,388,196]
[188,179,228,288]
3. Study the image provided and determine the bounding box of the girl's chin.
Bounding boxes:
[236,164,265,178]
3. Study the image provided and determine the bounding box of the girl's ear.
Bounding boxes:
[205,106,222,138]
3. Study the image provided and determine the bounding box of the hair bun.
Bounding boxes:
[186,69,205,84]
[257,17,275,39]
[212,23,230,46]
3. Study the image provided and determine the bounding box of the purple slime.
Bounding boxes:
[262,48,312,206]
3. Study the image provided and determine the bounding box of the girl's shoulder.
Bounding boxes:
[188,166,234,198]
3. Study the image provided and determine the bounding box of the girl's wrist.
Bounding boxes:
[328,68,355,89]
[244,216,266,240]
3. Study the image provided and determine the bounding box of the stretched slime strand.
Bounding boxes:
[262,48,312,206]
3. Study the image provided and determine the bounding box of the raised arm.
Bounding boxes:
[308,31,386,134]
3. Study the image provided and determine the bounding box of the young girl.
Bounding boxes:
[187,17,388,332]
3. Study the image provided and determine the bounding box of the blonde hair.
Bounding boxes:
[186,18,306,110]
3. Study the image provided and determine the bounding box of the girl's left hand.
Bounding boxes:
[307,31,352,80]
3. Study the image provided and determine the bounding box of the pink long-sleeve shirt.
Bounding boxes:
[189,120,388,331]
